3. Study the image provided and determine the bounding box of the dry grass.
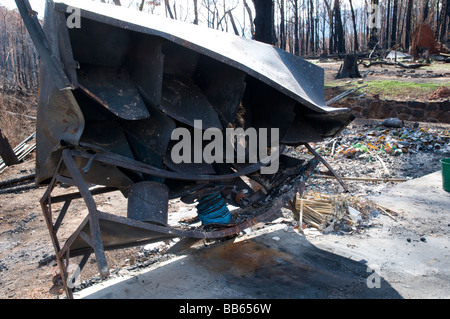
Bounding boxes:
[0,91,37,147]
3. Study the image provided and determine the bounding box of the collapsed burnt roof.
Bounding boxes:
[15,0,353,298]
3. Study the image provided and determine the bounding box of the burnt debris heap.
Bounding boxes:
[15,0,353,298]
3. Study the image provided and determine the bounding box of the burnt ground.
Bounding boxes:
[0,61,449,299]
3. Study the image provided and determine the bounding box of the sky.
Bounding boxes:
[0,0,368,40]
[0,0,367,21]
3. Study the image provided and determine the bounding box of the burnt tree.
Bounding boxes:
[336,54,362,79]
[348,0,359,52]
[404,0,413,50]
[390,0,398,47]
[252,0,275,45]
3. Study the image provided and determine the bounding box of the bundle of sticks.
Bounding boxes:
[295,191,355,231]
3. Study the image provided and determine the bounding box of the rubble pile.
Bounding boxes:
[283,119,450,235]
[313,122,450,159]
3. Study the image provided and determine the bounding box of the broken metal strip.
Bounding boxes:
[49,187,118,205]
[304,143,349,193]
[14,0,73,90]
[69,148,270,182]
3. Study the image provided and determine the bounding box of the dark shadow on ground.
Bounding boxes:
[77,228,402,299]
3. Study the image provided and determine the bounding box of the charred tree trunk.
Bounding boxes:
[334,0,345,54]
[293,0,300,55]
[390,0,398,47]
[336,54,362,79]
[440,0,450,44]
[404,0,413,50]
[324,0,334,54]
[193,0,199,25]
[279,0,286,50]
[309,0,314,54]
[252,0,275,45]
[385,0,391,49]
[349,0,359,52]
[422,0,429,22]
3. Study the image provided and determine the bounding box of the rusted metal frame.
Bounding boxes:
[41,200,73,299]
[69,149,268,182]
[50,186,118,204]
[303,143,349,193]
[79,231,94,248]
[59,217,89,259]
[53,199,71,235]
[40,182,74,298]
[40,157,65,252]
[56,174,77,187]
[61,149,110,278]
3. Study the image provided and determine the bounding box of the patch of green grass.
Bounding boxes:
[325,80,450,99]
[425,62,450,72]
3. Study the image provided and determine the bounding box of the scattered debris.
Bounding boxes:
[361,58,428,69]
[382,118,404,128]
[295,190,399,234]
[305,123,450,160]
[386,51,412,62]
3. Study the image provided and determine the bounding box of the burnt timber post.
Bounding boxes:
[0,128,19,166]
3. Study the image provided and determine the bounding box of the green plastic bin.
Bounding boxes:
[441,158,450,192]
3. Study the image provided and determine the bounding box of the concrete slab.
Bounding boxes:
[74,224,401,299]
[309,170,450,299]
[74,171,450,299]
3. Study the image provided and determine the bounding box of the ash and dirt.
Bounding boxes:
[0,62,449,299]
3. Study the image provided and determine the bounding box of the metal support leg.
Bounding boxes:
[40,182,74,298]
[61,149,110,278]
